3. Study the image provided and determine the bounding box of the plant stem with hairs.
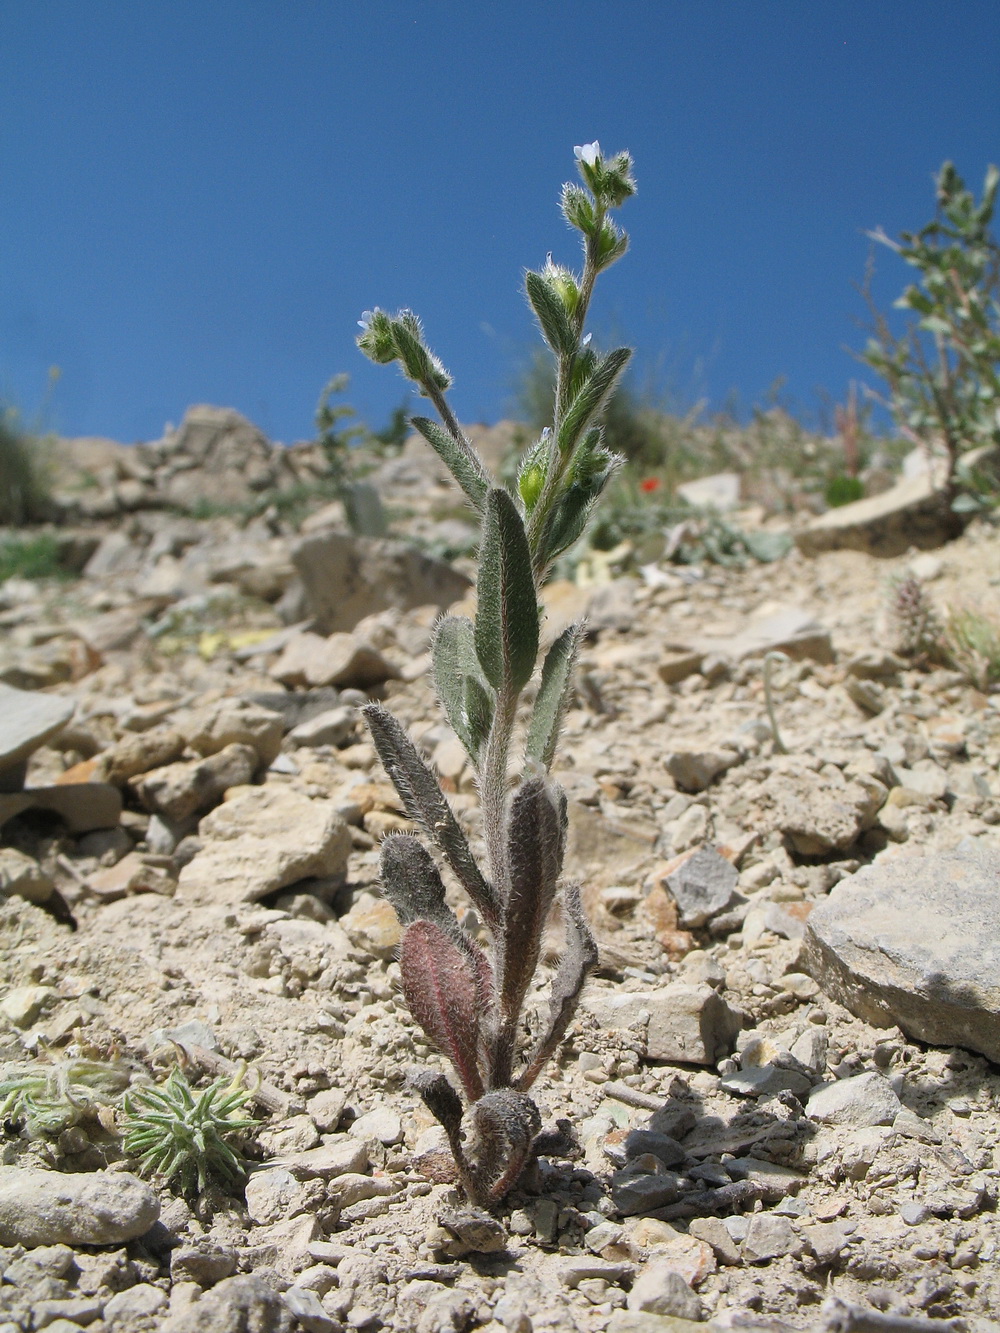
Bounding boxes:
[356,143,636,1208]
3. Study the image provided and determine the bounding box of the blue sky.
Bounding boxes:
[2,3,997,445]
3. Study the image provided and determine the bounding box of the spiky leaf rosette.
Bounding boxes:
[122,1067,256,1196]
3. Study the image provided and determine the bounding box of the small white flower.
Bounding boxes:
[582,332,592,347]
[358,310,375,331]
[574,142,601,167]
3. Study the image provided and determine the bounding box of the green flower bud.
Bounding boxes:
[519,462,546,510]
[357,309,397,364]
[542,259,581,317]
[560,183,595,234]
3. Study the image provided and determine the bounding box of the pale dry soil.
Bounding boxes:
[2,518,1000,1333]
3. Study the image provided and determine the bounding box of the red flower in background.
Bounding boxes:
[639,477,661,493]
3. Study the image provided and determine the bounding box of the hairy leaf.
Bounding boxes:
[469,1088,542,1204]
[517,881,598,1091]
[526,622,583,768]
[407,1067,464,1139]
[432,617,494,764]
[500,778,566,1022]
[525,269,576,356]
[410,416,490,513]
[379,833,451,925]
[400,921,484,1101]
[363,705,500,930]
[474,488,539,695]
[557,346,632,458]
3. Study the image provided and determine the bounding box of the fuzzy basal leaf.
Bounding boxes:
[363,704,500,930]
[400,921,484,1102]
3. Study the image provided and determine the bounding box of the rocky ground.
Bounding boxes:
[1,410,999,1333]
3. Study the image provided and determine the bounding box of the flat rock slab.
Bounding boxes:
[802,842,1000,1062]
[795,468,963,557]
[0,683,74,779]
[178,784,351,905]
[694,607,834,666]
[0,782,122,833]
[0,1166,158,1246]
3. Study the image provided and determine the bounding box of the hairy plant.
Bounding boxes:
[356,142,636,1207]
[121,1066,257,1196]
[943,606,1000,690]
[862,161,1000,499]
[0,1055,131,1139]
[885,573,942,661]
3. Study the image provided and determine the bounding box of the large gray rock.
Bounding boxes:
[0,683,74,785]
[178,784,351,905]
[293,531,471,635]
[795,467,963,557]
[0,1167,158,1246]
[802,842,1000,1061]
[583,982,741,1065]
[133,744,258,822]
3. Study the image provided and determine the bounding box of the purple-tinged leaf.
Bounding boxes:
[469,1088,542,1205]
[400,921,484,1102]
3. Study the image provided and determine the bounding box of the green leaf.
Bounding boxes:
[464,674,494,760]
[741,529,793,563]
[557,347,632,457]
[432,616,493,762]
[391,316,433,382]
[410,416,490,513]
[526,623,583,768]
[475,489,539,694]
[525,270,577,355]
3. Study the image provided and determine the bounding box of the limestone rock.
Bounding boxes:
[292,531,471,635]
[753,762,880,854]
[665,845,738,927]
[270,631,399,689]
[583,982,741,1064]
[627,1263,704,1319]
[0,1167,158,1246]
[802,843,1000,1061]
[97,727,186,785]
[806,1072,902,1127]
[0,782,122,834]
[180,698,284,766]
[695,606,835,665]
[178,785,351,905]
[0,683,74,783]
[795,467,964,557]
[289,706,358,748]
[665,749,739,794]
[0,848,54,904]
[133,744,258,822]
[160,1273,294,1333]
